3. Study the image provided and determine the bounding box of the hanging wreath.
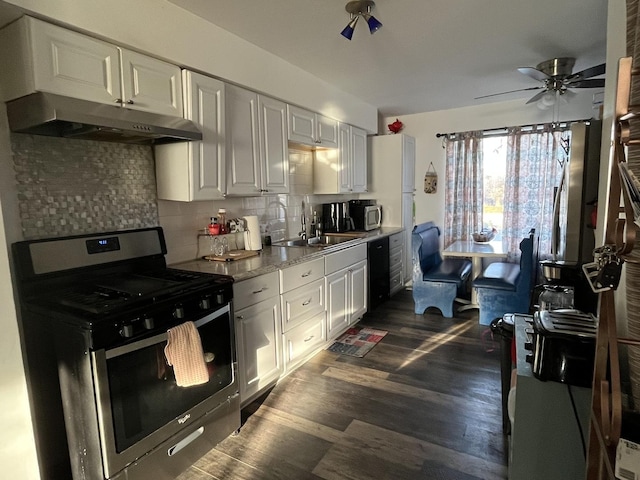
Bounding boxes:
[424,162,438,194]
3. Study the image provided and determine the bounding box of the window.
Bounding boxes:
[482,135,507,241]
[444,124,572,254]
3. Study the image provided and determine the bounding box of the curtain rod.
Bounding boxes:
[435,118,592,139]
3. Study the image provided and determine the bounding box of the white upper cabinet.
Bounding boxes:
[155,71,225,201]
[287,104,338,148]
[314,123,368,194]
[226,84,289,196]
[402,135,416,193]
[119,49,182,116]
[350,126,368,193]
[0,16,182,116]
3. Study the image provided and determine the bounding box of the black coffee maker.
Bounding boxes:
[536,260,597,314]
[321,202,353,233]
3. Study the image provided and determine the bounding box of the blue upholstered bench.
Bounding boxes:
[412,222,472,318]
[472,229,538,325]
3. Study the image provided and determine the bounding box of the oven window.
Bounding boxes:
[106,311,233,452]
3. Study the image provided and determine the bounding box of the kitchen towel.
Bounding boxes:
[164,321,209,387]
[243,215,262,251]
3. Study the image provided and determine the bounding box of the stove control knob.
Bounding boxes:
[525,354,533,364]
[143,316,155,330]
[199,297,211,310]
[215,292,226,305]
[173,305,185,319]
[120,324,134,338]
[524,340,533,351]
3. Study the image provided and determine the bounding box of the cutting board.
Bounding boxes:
[204,250,259,262]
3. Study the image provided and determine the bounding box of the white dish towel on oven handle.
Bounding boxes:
[164,321,209,387]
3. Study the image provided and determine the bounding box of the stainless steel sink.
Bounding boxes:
[272,235,356,248]
[272,238,311,247]
[308,235,354,246]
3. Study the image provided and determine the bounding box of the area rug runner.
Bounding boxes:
[327,327,388,357]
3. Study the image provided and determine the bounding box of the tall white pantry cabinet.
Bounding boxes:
[368,134,416,284]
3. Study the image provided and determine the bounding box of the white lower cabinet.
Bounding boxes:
[282,311,327,373]
[232,242,381,401]
[281,278,325,332]
[234,272,282,405]
[325,244,368,340]
[279,258,327,374]
[389,231,405,295]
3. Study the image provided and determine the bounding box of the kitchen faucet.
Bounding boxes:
[299,201,307,240]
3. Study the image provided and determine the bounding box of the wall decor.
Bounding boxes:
[424,162,438,194]
[388,118,403,134]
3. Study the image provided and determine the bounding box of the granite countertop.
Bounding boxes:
[172,227,404,282]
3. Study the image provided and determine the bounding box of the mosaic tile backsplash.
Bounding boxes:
[12,134,158,239]
[10,134,360,264]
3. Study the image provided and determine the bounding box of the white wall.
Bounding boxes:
[1,0,377,132]
[383,92,599,230]
[0,106,39,476]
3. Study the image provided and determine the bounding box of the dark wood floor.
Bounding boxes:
[177,290,508,480]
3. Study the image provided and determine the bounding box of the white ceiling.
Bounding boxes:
[167,0,608,117]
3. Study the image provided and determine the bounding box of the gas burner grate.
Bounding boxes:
[55,286,133,314]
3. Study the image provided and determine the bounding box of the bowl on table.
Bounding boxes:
[472,229,497,244]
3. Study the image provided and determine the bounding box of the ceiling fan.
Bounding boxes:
[476,57,606,105]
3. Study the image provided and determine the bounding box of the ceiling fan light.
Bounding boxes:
[364,14,382,33]
[541,91,557,106]
[536,100,551,110]
[340,15,359,40]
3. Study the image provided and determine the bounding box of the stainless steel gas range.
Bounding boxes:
[12,227,239,480]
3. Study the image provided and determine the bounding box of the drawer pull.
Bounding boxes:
[301,271,312,277]
[302,299,312,306]
[304,335,315,342]
[252,288,266,294]
[236,315,244,320]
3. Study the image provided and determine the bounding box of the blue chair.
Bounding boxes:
[412,222,472,318]
[472,229,538,326]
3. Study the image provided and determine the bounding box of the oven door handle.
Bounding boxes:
[105,304,231,360]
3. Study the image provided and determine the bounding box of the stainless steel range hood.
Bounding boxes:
[6,92,202,144]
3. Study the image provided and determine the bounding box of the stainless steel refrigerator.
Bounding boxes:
[552,120,602,265]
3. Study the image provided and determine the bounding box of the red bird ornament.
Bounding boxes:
[388,119,403,134]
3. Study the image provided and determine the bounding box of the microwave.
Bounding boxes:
[349,200,382,231]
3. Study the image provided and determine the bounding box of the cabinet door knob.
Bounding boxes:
[114,98,123,104]
[126,99,135,105]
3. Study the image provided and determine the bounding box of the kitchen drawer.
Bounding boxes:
[390,270,404,295]
[325,243,366,275]
[282,311,326,373]
[389,249,403,269]
[234,271,279,311]
[281,278,325,332]
[389,232,404,251]
[279,257,324,293]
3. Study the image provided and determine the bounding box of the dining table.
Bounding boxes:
[442,240,508,311]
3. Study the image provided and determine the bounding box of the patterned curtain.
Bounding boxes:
[502,125,571,257]
[443,132,483,246]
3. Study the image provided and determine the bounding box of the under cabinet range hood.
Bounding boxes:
[6,92,202,144]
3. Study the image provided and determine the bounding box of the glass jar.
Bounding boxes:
[208,217,220,235]
[538,285,574,311]
[217,209,227,234]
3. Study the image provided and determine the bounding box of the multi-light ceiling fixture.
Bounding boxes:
[340,0,382,40]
